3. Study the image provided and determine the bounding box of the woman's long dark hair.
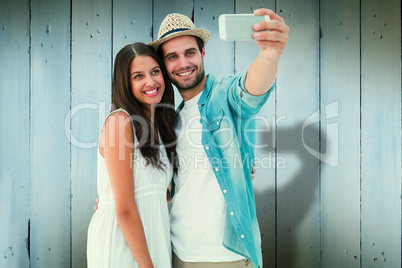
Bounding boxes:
[111,42,178,174]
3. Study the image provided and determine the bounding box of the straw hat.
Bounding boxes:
[149,13,210,50]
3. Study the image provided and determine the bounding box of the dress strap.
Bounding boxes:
[109,107,125,116]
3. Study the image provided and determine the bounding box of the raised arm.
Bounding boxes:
[245,8,290,95]
[101,111,154,267]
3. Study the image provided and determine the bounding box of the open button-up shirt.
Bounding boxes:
[172,71,274,267]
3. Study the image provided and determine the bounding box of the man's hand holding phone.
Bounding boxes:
[252,8,289,62]
[219,9,289,62]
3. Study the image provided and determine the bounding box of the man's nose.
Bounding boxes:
[176,55,189,68]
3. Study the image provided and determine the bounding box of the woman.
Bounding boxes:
[87,42,178,268]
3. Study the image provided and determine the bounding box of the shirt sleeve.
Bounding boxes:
[227,70,275,118]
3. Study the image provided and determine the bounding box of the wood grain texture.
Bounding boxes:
[275,0,321,267]
[113,0,153,57]
[361,0,401,267]
[0,0,400,267]
[71,0,112,267]
[30,0,71,266]
[320,0,361,267]
[0,0,30,267]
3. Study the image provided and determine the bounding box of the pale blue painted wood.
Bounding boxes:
[70,0,112,267]
[275,0,321,267]
[235,1,277,266]
[0,0,30,267]
[361,0,401,267]
[194,0,234,81]
[30,0,71,266]
[0,0,401,267]
[113,0,153,59]
[320,0,361,267]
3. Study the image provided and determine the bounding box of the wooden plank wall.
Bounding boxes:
[0,0,30,267]
[0,0,400,267]
[29,0,71,267]
[320,0,361,266]
[360,1,401,267]
[70,0,112,266]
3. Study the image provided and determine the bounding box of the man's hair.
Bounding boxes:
[194,36,204,52]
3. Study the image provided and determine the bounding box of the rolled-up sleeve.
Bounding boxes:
[227,70,275,117]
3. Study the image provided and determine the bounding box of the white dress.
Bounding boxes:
[87,109,173,268]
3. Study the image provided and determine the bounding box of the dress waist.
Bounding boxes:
[135,184,166,198]
[98,185,166,206]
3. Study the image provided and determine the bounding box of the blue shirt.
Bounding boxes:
[172,71,273,267]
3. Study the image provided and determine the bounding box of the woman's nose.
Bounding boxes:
[145,75,156,87]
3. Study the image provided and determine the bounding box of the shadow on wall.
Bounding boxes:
[255,120,329,267]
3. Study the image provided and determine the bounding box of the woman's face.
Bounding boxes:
[129,55,165,110]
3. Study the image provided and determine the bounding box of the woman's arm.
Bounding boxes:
[101,111,153,267]
[166,182,172,203]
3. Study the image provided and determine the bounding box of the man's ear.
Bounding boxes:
[202,47,206,59]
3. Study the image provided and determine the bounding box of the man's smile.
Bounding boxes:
[175,69,195,77]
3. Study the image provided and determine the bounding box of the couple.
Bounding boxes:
[87,9,289,268]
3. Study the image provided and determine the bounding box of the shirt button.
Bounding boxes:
[230,212,234,215]
[216,121,220,125]
[205,146,209,150]
[241,235,245,239]
[215,168,219,172]
[223,189,227,193]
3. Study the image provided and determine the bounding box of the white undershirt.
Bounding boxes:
[170,92,244,262]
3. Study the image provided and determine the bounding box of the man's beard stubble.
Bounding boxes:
[170,62,205,92]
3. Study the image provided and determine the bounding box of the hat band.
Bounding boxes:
[159,28,191,39]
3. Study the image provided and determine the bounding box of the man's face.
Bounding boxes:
[160,35,205,91]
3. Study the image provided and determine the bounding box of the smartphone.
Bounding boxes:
[219,14,270,41]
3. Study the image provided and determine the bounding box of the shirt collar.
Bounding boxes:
[197,74,214,106]
[176,74,215,114]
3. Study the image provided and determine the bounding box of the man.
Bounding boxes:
[148,8,289,268]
